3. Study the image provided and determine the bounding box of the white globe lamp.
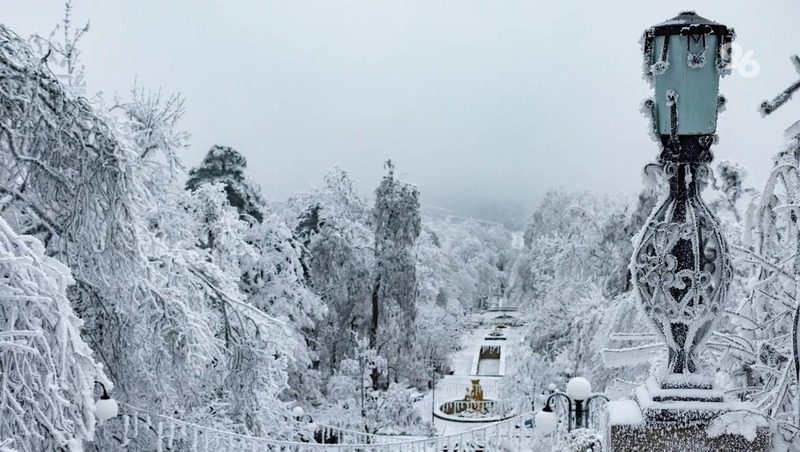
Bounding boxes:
[95,393,119,424]
[535,409,558,434]
[566,377,592,401]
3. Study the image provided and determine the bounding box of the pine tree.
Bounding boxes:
[186,145,266,222]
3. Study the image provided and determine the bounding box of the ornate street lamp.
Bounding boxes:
[292,406,319,442]
[534,377,608,433]
[632,11,734,390]
[604,13,772,451]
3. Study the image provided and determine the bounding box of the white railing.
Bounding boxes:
[487,306,519,312]
[439,400,516,418]
[107,405,540,452]
[307,422,416,445]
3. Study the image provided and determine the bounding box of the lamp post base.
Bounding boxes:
[604,381,770,452]
[607,422,771,452]
[605,395,771,452]
[635,378,725,422]
[659,373,714,391]
[646,375,724,404]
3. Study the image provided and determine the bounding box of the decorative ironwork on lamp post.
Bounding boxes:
[632,11,735,388]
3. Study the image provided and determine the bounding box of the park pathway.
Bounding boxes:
[415,306,529,436]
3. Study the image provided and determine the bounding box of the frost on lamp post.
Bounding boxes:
[604,11,771,452]
[633,10,733,394]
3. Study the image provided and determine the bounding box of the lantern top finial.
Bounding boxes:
[650,11,729,36]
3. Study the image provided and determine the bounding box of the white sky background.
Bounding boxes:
[2,1,800,223]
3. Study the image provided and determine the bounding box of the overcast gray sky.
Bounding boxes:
[3,1,800,222]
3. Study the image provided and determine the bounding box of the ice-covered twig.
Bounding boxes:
[760,55,800,116]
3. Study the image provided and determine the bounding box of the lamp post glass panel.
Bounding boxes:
[632,11,734,386]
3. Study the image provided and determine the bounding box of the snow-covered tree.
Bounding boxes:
[418,216,513,312]
[713,125,800,443]
[186,145,266,223]
[413,227,467,366]
[412,216,515,385]
[0,215,107,452]
[710,159,751,223]
[318,338,430,436]
[504,190,653,395]
[369,160,421,387]
[242,214,327,403]
[27,0,89,96]
[243,216,325,331]
[288,168,374,376]
[0,22,309,448]
[116,85,188,178]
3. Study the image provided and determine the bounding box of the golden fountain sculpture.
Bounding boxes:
[463,379,485,412]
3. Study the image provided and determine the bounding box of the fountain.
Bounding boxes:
[435,379,515,423]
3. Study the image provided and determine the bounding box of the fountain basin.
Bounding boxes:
[434,399,515,423]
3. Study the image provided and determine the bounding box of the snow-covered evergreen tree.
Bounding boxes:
[186,145,266,223]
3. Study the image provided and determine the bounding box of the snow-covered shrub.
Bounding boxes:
[552,428,603,452]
